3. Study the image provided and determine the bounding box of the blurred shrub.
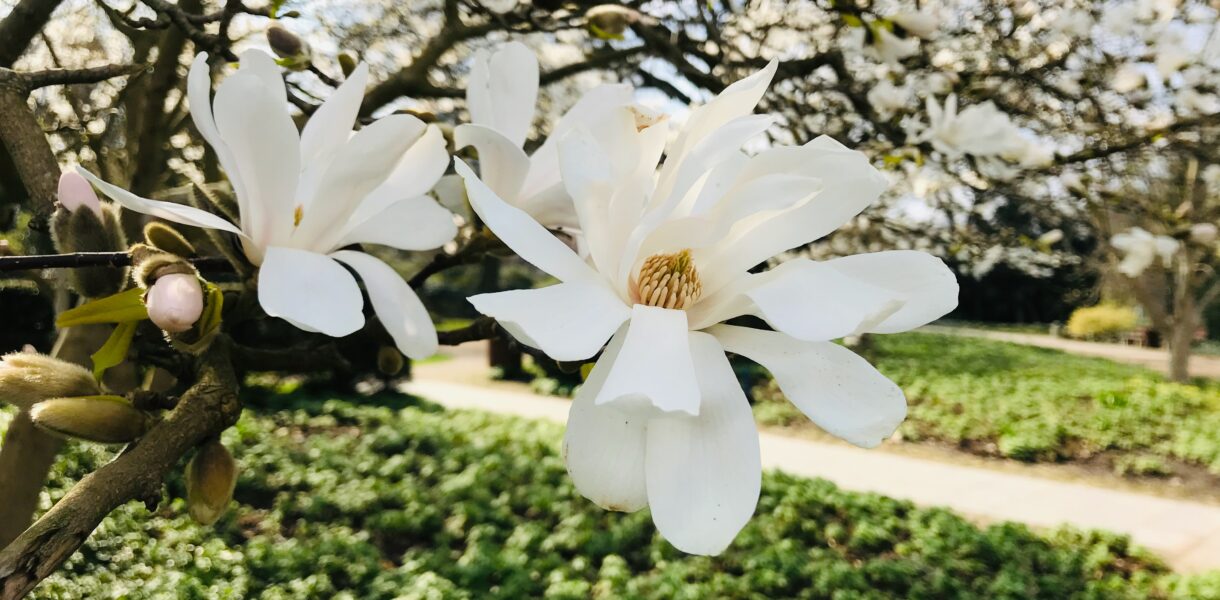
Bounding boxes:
[1065,304,1139,340]
[6,389,1212,599]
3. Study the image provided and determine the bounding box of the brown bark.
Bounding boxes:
[0,342,241,599]
[0,74,59,238]
[0,0,64,67]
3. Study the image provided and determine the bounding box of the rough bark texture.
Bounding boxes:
[0,0,64,67]
[0,342,241,599]
[0,73,59,246]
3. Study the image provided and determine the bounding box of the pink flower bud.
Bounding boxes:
[146,274,204,333]
[58,171,103,218]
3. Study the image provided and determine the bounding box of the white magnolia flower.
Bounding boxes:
[1190,223,1218,245]
[913,94,1026,159]
[1112,227,1179,277]
[457,63,958,554]
[891,10,940,39]
[455,42,633,232]
[79,50,456,358]
[1112,63,1148,92]
[867,26,921,66]
[1050,9,1093,37]
[867,79,911,119]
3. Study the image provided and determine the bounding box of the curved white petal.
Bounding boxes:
[466,41,538,147]
[820,251,959,333]
[515,183,579,231]
[188,53,248,219]
[340,195,457,251]
[75,167,243,236]
[744,259,903,342]
[300,62,369,172]
[257,246,364,337]
[455,159,596,283]
[595,305,699,416]
[563,327,649,512]
[295,114,427,250]
[468,282,629,362]
[699,137,887,294]
[352,125,451,224]
[712,325,906,448]
[520,83,634,199]
[213,71,300,252]
[665,60,777,168]
[331,250,437,359]
[236,49,287,106]
[454,123,531,201]
[645,331,760,555]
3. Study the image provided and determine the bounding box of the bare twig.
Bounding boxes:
[0,252,233,273]
[20,63,147,90]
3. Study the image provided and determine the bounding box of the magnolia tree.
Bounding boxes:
[0,0,1216,594]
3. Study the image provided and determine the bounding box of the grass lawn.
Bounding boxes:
[752,333,1220,485]
[3,388,1218,599]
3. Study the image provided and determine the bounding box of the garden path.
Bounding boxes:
[922,325,1220,379]
[406,341,1220,574]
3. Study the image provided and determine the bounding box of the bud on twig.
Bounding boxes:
[266,23,310,69]
[338,52,358,78]
[51,172,128,297]
[377,346,404,376]
[29,395,148,444]
[0,352,101,411]
[585,5,641,39]
[143,222,196,257]
[146,274,205,333]
[130,244,197,290]
[186,439,237,526]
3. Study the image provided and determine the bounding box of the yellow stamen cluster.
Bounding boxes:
[636,249,702,310]
[293,205,304,227]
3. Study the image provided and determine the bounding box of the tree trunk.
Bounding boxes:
[1167,319,1195,383]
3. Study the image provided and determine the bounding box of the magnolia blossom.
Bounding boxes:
[455,42,632,232]
[867,79,910,119]
[146,273,204,333]
[1112,227,1179,277]
[458,62,958,554]
[867,26,921,66]
[913,95,1026,159]
[891,10,940,39]
[1111,63,1147,92]
[1190,223,1218,245]
[79,50,455,358]
[58,171,102,217]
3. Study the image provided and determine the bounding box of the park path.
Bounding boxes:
[407,341,1220,573]
[921,325,1220,379]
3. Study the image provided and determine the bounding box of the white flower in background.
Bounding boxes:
[1003,135,1056,168]
[79,50,455,358]
[1190,223,1218,245]
[1177,88,1220,115]
[1038,229,1065,246]
[1112,227,1179,277]
[891,10,940,39]
[1137,0,1179,22]
[1111,63,1147,92]
[455,42,633,233]
[1155,39,1195,78]
[867,79,911,119]
[922,71,957,95]
[457,63,958,554]
[1101,2,1140,35]
[1051,9,1093,37]
[912,95,1026,159]
[869,26,921,65]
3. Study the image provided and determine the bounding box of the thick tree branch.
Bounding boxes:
[437,316,498,346]
[0,0,64,67]
[0,342,241,599]
[0,252,233,273]
[19,63,146,90]
[0,70,61,251]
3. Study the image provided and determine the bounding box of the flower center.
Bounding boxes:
[635,249,702,310]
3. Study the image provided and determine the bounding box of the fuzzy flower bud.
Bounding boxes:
[186,439,237,526]
[57,171,103,218]
[338,52,358,78]
[0,352,101,411]
[143,222,196,257]
[146,273,204,333]
[586,5,640,39]
[29,395,148,444]
[377,346,405,376]
[1190,223,1218,245]
[266,23,309,65]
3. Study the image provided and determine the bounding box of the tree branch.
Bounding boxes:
[0,0,65,67]
[437,316,498,346]
[19,63,147,90]
[0,341,241,599]
[0,252,233,273]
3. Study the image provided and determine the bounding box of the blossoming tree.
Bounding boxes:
[0,0,1216,594]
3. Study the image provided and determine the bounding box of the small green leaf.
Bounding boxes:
[195,283,225,337]
[57,288,149,328]
[842,14,864,28]
[91,321,138,380]
[588,23,625,40]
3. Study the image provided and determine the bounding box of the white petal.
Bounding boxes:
[340,195,457,251]
[665,61,777,167]
[712,325,906,448]
[468,282,629,362]
[645,331,760,555]
[213,71,301,251]
[236,49,287,106]
[331,250,437,359]
[819,251,959,333]
[257,246,364,337]
[75,167,243,235]
[295,114,427,251]
[519,83,634,199]
[744,259,903,341]
[455,159,597,283]
[353,125,451,223]
[563,327,649,512]
[187,53,248,218]
[595,305,699,416]
[699,137,887,294]
[453,123,531,201]
[300,62,369,172]
[466,42,538,147]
